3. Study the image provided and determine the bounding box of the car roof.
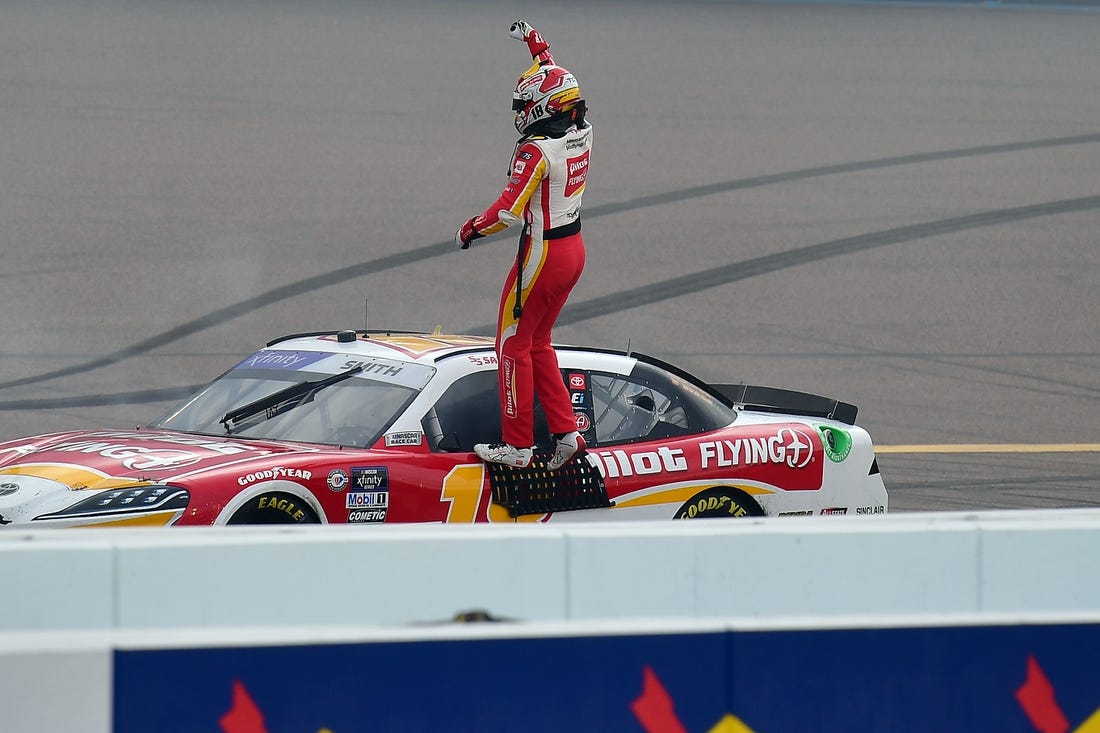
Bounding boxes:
[265,330,497,365]
[259,331,852,422]
[264,329,645,374]
[259,330,764,416]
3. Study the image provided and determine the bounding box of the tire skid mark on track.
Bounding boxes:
[0,387,197,411]
[584,133,1100,218]
[472,194,1100,333]
[6,193,1099,412]
[2,134,1099,403]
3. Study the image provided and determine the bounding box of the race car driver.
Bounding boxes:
[454,19,593,470]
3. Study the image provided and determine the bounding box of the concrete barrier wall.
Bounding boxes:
[6,510,1100,731]
[6,508,1100,632]
[0,637,111,733]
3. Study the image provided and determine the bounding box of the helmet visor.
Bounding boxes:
[512,94,527,112]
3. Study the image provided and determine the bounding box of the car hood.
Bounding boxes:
[0,429,331,527]
[0,429,318,486]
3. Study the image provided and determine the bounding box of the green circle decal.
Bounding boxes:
[818,425,853,462]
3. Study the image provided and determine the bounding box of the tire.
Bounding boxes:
[674,487,765,520]
[226,491,321,525]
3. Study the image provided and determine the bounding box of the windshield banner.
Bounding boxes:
[231,350,433,390]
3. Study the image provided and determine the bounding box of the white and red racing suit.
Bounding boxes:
[461,34,593,448]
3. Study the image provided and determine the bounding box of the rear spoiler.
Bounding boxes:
[711,383,858,425]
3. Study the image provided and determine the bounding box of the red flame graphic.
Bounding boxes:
[1016,656,1070,733]
[220,680,270,733]
[632,666,689,733]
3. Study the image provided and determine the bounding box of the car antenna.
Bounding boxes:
[364,298,369,330]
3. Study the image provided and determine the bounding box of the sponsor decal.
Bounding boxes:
[338,359,404,378]
[565,129,591,150]
[236,467,312,486]
[574,411,591,432]
[92,431,256,452]
[348,508,387,523]
[590,428,822,489]
[568,373,586,390]
[513,160,526,174]
[564,150,589,197]
[30,433,259,472]
[327,469,349,492]
[570,391,585,405]
[592,447,688,478]
[346,491,388,510]
[821,507,848,515]
[778,510,814,517]
[347,468,388,523]
[385,432,423,447]
[351,466,387,491]
[234,349,327,371]
[503,355,517,418]
[0,443,37,457]
[0,482,19,497]
[675,489,754,519]
[818,425,853,463]
[47,440,203,470]
[856,505,885,515]
[519,150,533,160]
[256,495,307,521]
[699,427,815,470]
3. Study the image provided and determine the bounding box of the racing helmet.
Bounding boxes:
[512,60,582,135]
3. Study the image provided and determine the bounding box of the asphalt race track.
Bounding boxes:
[1,0,1097,512]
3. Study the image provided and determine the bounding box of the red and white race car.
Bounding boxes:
[0,331,887,527]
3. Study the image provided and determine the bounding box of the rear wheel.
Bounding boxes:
[675,487,765,519]
[227,491,321,524]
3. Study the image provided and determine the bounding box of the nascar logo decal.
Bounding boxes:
[385,432,423,447]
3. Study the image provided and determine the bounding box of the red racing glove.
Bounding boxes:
[509,19,551,60]
[454,217,483,249]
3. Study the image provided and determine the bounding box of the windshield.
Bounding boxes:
[150,350,435,448]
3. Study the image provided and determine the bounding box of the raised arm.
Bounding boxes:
[509,19,555,66]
